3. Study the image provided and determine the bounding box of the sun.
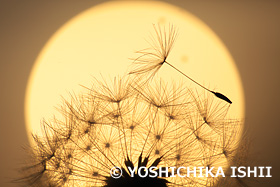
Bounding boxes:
[24,1,245,185]
[25,1,244,139]
[25,0,244,142]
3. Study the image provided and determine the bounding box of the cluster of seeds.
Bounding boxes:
[19,25,247,187]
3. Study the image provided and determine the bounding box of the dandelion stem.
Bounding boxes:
[164,61,232,104]
[164,61,211,92]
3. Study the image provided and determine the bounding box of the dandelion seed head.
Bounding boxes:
[19,24,246,187]
[19,77,243,186]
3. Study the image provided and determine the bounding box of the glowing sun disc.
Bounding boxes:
[25,1,244,147]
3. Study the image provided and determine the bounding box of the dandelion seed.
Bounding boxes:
[190,90,231,134]
[130,24,232,104]
[87,75,133,104]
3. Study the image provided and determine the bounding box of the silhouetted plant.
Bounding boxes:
[18,24,248,187]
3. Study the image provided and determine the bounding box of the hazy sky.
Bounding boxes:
[1,1,279,186]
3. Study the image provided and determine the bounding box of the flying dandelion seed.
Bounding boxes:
[18,24,247,187]
[129,24,232,104]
